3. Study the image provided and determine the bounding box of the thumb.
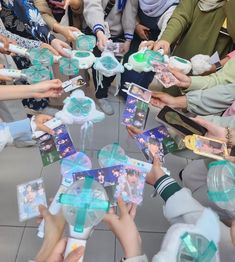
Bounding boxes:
[38,205,51,221]
[65,246,85,262]
[117,197,128,217]
[140,25,150,31]
[152,155,161,168]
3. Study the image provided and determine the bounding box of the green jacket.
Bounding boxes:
[161,0,235,59]
[186,56,235,92]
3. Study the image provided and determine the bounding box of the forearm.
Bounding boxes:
[186,84,235,115]
[172,96,187,109]
[153,175,204,224]
[160,0,196,44]
[0,85,36,100]
[0,27,42,49]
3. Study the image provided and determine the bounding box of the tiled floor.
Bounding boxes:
[0,90,189,261]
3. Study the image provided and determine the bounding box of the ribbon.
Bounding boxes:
[59,176,110,232]
[98,143,128,167]
[67,97,92,116]
[180,232,217,262]
[80,121,94,152]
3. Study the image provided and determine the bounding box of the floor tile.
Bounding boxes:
[115,231,165,262]
[84,229,115,262]
[68,101,120,152]
[16,227,42,262]
[0,226,24,262]
[0,147,42,226]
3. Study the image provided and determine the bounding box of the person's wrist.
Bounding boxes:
[53,23,63,33]
[174,96,187,109]
[96,30,105,37]
[124,242,142,259]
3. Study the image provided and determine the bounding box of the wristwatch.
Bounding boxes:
[214,61,222,71]
[121,258,126,261]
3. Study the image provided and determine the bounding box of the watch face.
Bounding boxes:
[214,61,222,70]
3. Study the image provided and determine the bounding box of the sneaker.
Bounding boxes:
[96,98,114,115]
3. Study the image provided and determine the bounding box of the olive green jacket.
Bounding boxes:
[161,0,235,59]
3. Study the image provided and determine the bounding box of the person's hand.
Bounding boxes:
[146,156,164,186]
[54,23,81,42]
[126,125,143,138]
[0,34,16,55]
[46,238,85,262]
[103,198,142,259]
[153,40,170,54]
[0,64,12,81]
[151,92,176,108]
[40,42,59,56]
[169,68,192,89]
[120,40,131,54]
[51,38,71,57]
[32,79,63,99]
[35,205,66,262]
[135,24,150,40]
[150,92,187,109]
[138,40,155,50]
[193,117,227,141]
[35,114,55,135]
[96,30,108,51]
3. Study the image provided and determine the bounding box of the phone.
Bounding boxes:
[157,106,207,136]
[184,134,229,160]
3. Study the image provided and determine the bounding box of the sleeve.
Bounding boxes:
[186,84,235,115]
[201,115,235,128]
[7,0,55,43]
[83,0,105,34]
[125,255,149,262]
[160,0,198,44]
[154,175,204,224]
[185,56,235,92]
[122,0,138,41]
[33,0,57,30]
[0,26,42,49]
[6,118,32,141]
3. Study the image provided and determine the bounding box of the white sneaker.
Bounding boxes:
[96,98,114,115]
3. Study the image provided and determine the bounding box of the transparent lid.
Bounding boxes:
[22,65,51,84]
[177,232,217,262]
[59,57,79,76]
[75,35,96,51]
[99,55,119,70]
[98,143,128,168]
[60,152,92,180]
[66,97,92,116]
[29,48,54,67]
[60,177,109,232]
[144,49,165,65]
[207,161,235,211]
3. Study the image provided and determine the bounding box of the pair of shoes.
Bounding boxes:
[96,98,114,115]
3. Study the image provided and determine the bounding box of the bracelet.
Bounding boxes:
[226,127,233,148]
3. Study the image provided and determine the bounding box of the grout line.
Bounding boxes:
[114,237,117,262]
[14,225,26,262]
[0,225,26,228]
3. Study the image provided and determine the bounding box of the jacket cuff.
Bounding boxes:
[48,33,56,44]
[124,254,148,262]
[93,24,105,34]
[6,118,32,141]
[124,33,134,41]
[154,175,181,202]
